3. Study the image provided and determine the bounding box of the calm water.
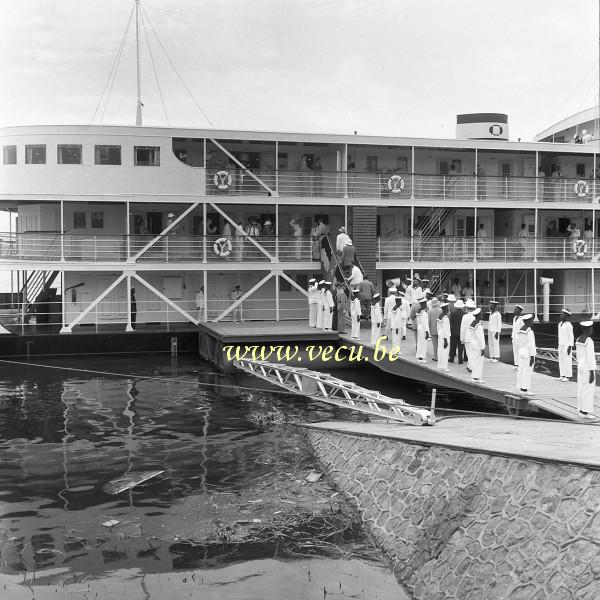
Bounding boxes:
[0,355,407,599]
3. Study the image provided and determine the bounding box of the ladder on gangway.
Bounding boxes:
[233,359,433,426]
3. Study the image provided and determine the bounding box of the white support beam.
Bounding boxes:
[279,271,309,298]
[209,202,276,261]
[133,272,199,325]
[214,273,273,322]
[129,201,200,262]
[126,275,134,332]
[209,138,277,197]
[61,273,127,333]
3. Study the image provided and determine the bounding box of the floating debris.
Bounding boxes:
[101,520,120,528]
[305,471,323,483]
[103,470,164,495]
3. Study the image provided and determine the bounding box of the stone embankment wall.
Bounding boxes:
[306,428,600,600]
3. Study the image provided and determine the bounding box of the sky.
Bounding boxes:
[1,0,599,140]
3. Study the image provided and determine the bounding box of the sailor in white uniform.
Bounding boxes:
[370,293,383,346]
[308,278,319,328]
[350,289,361,339]
[315,280,325,329]
[469,308,486,382]
[383,287,397,339]
[389,296,404,354]
[557,308,574,381]
[576,320,596,418]
[516,314,536,395]
[399,290,410,340]
[322,281,334,331]
[461,299,476,370]
[487,300,502,362]
[511,304,524,368]
[403,277,414,306]
[416,297,430,362]
[437,302,451,371]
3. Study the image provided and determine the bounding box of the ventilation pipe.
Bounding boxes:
[539,277,554,322]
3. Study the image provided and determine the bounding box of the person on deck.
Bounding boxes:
[461,299,476,371]
[340,239,357,275]
[322,282,334,331]
[517,314,536,395]
[399,290,410,340]
[428,297,442,361]
[336,226,351,253]
[350,289,361,339]
[358,276,375,318]
[437,302,451,372]
[469,308,486,382]
[416,297,430,362]
[195,286,205,323]
[557,308,574,382]
[315,280,325,330]
[307,278,319,328]
[383,287,397,340]
[370,294,382,346]
[230,284,243,324]
[336,285,348,334]
[576,320,597,418]
[488,300,502,362]
[389,296,404,354]
[511,305,525,368]
[449,299,465,363]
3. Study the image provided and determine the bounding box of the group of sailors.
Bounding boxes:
[307,273,596,419]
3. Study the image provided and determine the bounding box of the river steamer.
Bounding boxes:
[1,115,600,333]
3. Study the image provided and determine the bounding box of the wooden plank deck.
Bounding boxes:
[201,320,338,342]
[341,327,600,423]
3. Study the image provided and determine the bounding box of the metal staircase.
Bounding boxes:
[20,270,59,317]
[418,207,453,239]
[429,269,452,295]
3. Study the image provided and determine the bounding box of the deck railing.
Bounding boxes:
[379,235,600,263]
[0,233,317,263]
[206,170,599,202]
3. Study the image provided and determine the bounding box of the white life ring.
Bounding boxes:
[574,180,589,198]
[573,239,588,258]
[387,175,405,194]
[213,237,233,257]
[214,170,233,191]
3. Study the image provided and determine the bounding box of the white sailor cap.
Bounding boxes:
[308,278,317,283]
[581,320,594,327]
[373,293,380,300]
[324,281,332,285]
[472,307,481,316]
[522,313,533,321]
[465,299,476,309]
[389,287,397,293]
[397,290,405,296]
[352,288,360,293]
[447,294,457,302]
[454,300,465,308]
[417,295,427,303]
[318,280,325,284]
[515,304,524,311]
[489,300,499,305]
[561,308,572,315]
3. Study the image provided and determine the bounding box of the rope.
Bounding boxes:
[140,8,169,125]
[140,3,215,127]
[91,3,135,124]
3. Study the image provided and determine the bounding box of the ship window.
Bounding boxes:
[58,144,82,164]
[134,146,160,166]
[25,145,46,164]
[3,145,16,164]
[95,145,121,165]
[576,163,586,178]
[91,212,104,229]
[73,212,86,229]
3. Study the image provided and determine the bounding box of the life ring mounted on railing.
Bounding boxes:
[574,180,589,198]
[573,239,588,258]
[214,237,233,257]
[214,170,233,191]
[387,175,405,194]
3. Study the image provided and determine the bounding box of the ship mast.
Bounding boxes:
[135,0,143,126]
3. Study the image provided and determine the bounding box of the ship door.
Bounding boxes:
[147,212,163,235]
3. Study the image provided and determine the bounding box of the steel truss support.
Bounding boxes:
[61,273,128,333]
[209,138,277,197]
[129,201,201,262]
[132,272,198,326]
[234,359,432,425]
[214,272,273,322]
[209,202,276,261]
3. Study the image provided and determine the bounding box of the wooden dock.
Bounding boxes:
[341,327,600,423]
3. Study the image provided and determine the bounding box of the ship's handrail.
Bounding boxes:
[536,346,600,364]
[232,358,432,426]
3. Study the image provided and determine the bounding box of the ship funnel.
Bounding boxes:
[456,113,508,140]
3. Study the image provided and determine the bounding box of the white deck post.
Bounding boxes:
[534,267,538,322]
[592,267,595,315]
[60,200,65,262]
[535,151,539,202]
[474,148,478,200]
[275,274,280,321]
[411,146,415,200]
[126,274,133,332]
[473,205,477,262]
[126,199,131,258]
[410,206,414,262]
[534,207,538,262]
[203,269,208,322]
[202,202,207,263]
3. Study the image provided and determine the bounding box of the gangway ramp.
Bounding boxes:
[233,358,432,426]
